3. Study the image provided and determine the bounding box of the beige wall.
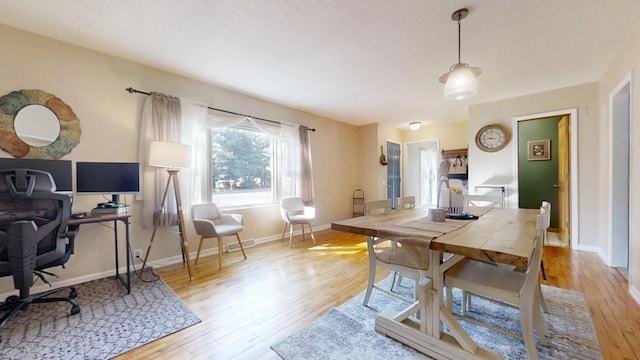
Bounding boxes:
[598,31,640,302]
[403,121,468,151]
[0,24,359,293]
[469,83,599,250]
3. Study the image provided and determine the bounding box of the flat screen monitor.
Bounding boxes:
[0,158,72,192]
[76,162,140,203]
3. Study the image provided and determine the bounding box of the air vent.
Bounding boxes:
[226,239,255,253]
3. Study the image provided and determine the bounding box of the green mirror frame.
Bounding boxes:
[0,89,81,159]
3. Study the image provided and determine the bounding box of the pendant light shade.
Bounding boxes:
[439,8,481,101]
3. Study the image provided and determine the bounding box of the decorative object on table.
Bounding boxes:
[447,155,468,180]
[0,276,200,359]
[446,213,479,220]
[475,123,510,152]
[429,208,446,222]
[0,89,81,159]
[379,145,388,166]
[272,275,602,360]
[141,141,193,280]
[527,139,551,161]
[439,8,482,101]
[449,192,464,215]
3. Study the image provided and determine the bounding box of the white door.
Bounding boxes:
[404,140,439,207]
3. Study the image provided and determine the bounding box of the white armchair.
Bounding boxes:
[280,197,316,248]
[191,203,247,270]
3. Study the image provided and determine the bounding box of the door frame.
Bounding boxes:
[608,72,632,269]
[513,108,579,249]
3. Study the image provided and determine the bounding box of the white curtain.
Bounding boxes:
[420,148,438,206]
[180,99,208,211]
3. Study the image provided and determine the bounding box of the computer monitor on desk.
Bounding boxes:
[75,162,140,204]
[0,158,72,193]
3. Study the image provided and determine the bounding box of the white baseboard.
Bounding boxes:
[0,223,332,299]
[629,284,640,306]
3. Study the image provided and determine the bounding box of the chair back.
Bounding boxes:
[192,203,222,221]
[0,169,72,290]
[365,199,392,215]
[521,213,546,297]
[281,197,305,212]
[463,194,504,208]
[397,196,415,209]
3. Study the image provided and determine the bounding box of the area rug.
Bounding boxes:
[0,274,200,359]
[272,276,602,360]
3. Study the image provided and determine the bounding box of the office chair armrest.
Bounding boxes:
[61,226,78,254]
[220,213,244,226]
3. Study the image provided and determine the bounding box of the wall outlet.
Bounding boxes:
[134,249,142,259]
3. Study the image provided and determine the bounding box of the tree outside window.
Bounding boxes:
[210,127,274,207]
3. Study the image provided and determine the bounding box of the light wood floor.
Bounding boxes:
[115,230,640,360]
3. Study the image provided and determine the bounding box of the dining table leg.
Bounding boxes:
[374,250,503,360]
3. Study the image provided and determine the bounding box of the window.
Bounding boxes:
[209,126,275,208]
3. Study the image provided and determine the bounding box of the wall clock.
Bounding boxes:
[475,123,510,152]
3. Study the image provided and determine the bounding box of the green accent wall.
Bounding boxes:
[518,116,561,228]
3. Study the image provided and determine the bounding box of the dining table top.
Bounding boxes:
[331,207,539,269]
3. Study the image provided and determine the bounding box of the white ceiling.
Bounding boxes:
[0,0,639,128]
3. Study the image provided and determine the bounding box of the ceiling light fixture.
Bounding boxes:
[409,122,421,130]
[438,8,482,101]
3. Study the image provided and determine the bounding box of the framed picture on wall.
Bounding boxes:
[527,139,551,161]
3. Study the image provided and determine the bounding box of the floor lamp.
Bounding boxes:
[141,140,193,280]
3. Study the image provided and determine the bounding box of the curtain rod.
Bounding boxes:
[125,87,316,132]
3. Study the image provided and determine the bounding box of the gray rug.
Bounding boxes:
[272,276,602,359]
[0,274,200,359]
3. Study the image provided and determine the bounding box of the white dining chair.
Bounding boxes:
[363,234,430,307]
[280,197,316,248]
[538,201,551,313]
[364,199,392,215]
[396,196,416,209]
[445,212,549,359]
[463,194,504,208]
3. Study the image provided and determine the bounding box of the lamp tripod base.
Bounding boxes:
[141,169,192,281]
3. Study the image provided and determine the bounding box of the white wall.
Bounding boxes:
[598,30,640,302]
[0,24,359,293]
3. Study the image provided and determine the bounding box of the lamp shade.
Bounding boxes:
[149,141,191,169]
[441,64,481,100]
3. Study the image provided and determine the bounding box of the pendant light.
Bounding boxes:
[438,8,482,101]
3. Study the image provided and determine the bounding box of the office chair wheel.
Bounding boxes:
[4,295,19,304]
[69,288,77,299]
[71,304,80,315]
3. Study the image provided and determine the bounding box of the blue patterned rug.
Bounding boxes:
[0,274,200,359]
[272,277,602,359]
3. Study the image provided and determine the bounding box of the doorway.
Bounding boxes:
[609,73,631,276]
[403,140,439,207]
[514,109,579,249]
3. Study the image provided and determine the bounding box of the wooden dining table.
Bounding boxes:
[331,206,539,360]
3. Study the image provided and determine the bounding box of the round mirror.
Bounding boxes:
[14,104,61,147]
[0,89,81,159]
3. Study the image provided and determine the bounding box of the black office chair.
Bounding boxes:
[0,169,80,343]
